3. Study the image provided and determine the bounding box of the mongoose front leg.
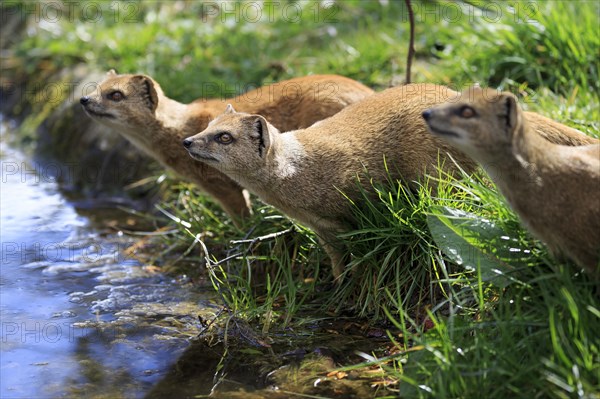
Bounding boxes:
[200,177,252,227]
[316,229,348,282]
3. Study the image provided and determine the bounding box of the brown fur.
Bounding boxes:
[183,84,480,279]
[80,70,374,223]
[522,111,598,146]
[423,87,600,274]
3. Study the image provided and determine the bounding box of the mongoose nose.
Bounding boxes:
[80,96,90,105]
[422,109,432,121]
[182,139,193,148]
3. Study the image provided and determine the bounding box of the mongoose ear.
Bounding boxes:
[225,104,236,114]
[107,69,117,76]
[248,115,271,158]
[502,93,521,135]
[132,75,159,112]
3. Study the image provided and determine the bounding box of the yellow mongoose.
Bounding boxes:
[423,87,600,274]
[183,84,480,279]
[183,83,599,279]
[80,70,374,222]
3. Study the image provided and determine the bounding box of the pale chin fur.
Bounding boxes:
[425,120,461,140]
[187,150,219,163]
[87,114,127,133]
[428,122,471,145]
[82,105,116,120]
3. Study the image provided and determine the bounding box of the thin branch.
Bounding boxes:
[230,226,295,245]
[404,0,415,84]
[193,234,232,312]
[210,251,245,266]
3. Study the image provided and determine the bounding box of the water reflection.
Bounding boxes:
[1,133,217,398]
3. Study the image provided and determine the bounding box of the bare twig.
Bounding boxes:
[191,226,295,320]
[192,226,296,270]
[230,226,295,245]
[210,251,245,266]
[404,0,415,84]
[193,234,232,312]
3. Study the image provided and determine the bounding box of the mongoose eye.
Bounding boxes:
[107,91,124,101]
[215,132,233,144]
[458,106,476,118]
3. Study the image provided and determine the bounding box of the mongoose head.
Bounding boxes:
[80,69,161,131]
[182,105,278,172]
[422,87,523,162]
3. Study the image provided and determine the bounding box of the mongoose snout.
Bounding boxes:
[80,94,116,119]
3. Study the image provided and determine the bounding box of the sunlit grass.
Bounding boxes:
[421,1,600,95]
[383,172,599,398]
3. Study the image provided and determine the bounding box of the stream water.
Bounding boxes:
[0,121,222,398]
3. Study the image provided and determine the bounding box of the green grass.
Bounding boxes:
[421,1,600,96]
[385,173,599,398]
[5,0,600,397]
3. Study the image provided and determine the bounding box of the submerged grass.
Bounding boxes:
[6,0,600,397]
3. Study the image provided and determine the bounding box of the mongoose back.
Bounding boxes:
[423,87,600,274]
[183,84,480,279]
[80,70,374,222]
